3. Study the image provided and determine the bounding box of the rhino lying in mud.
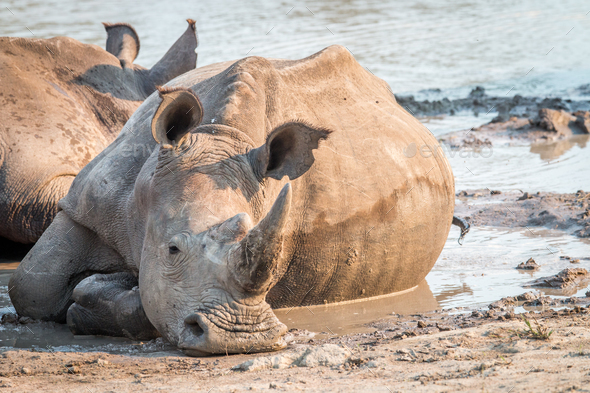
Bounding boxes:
[11,45,461,356]
[0,19,198,244]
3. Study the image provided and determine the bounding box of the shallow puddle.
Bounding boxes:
[432,225,590,309]
[275,280,437,337]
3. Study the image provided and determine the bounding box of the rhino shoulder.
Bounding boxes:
[59,92,160,223]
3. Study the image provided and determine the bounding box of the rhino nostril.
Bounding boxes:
[188,321,204,337]
[184,314,205,337]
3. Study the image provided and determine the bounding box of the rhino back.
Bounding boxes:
[0,36,147,242]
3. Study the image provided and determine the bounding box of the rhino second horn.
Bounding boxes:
[234,183,292,293]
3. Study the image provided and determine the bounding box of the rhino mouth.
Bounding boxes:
[177,303,287,356]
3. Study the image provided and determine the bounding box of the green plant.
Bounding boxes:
[519,315,554,340]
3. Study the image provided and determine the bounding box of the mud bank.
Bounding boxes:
[454,190,590,238]
[1,304,589,392]
[396,86,590,119]
[438,110,589,150]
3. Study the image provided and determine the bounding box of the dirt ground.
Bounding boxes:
[1,305,590,392]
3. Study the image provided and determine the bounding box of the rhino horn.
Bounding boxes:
[103,22,140,68]
[149,19,198,88]
[233,183,292,293]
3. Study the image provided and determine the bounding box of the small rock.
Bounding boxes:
[516,292,540,302]
[561,297,578,304]
[232,344,349,372]
[469,86,486,98]
[524,268,589,290]
[347,356,365,366]
[490,190,502,195]
[96,359,109,366]
[503,311,516,319]
[570,259,580,264]
[21,367,32,375]
[0,313,18,324]
[523,296,556,307]
[294,344,349,367]
[574,111,590,133]
[417,321,427,328]
[517,192,533,201]
[436,323,453,332]
[18,316,33,324]
[65,365,80,374]
[489,297,516,309]
[538,108,577,136]
[516,258,539,270]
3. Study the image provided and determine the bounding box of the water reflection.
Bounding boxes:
[275,280,438,337]
[530,134,590,160]
[434,282,473,305]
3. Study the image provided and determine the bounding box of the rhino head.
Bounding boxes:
[137,87,330,355]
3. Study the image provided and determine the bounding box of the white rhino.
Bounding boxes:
[10,45,459,355]
[0,20,197,244]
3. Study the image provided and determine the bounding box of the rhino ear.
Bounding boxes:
[103,22,140,68]
[249,122,332,181]
[149,19,198,87]
[151,87,203,146]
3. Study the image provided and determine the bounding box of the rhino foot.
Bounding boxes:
[67,272,159,340]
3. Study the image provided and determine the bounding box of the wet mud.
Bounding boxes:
[1,303,590,392]
[396,86,590,119]
[454,189,590,238]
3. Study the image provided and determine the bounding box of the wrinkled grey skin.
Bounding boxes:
[0,20,197,244]
[11,46,457,356]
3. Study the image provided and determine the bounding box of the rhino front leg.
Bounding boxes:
[9,211,126,322]
[67,272,159,340]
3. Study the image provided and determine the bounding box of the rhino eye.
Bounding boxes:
[169,245,180,254]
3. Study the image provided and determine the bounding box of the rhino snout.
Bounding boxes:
[177,306,287,356]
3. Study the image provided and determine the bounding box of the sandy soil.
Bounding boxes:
[1,305,590,392]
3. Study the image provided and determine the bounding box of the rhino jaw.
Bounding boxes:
[177,303,287,356]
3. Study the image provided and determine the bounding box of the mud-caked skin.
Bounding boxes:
[0,20,198,244]
[10,46,456,356]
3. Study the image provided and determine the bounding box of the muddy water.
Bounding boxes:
[2,0,590,352]
[3,0,589,98]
